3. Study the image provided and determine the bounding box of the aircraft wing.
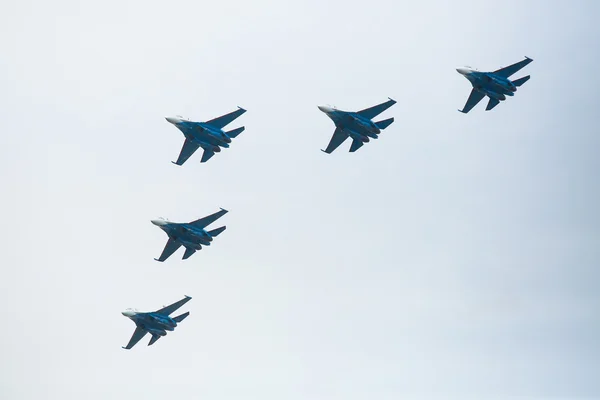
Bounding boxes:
[156,295,192,316]
[321,128,349,154]
[173,138,200,166]
[155,237,182,262]
[493,57,533,78]
[122,326,147,350]
[459,89,485,113]
[357,98,397,120]
[205,107,247,129]
[190,208,228,229]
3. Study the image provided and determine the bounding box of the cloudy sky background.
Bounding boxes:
[1,0,599,399]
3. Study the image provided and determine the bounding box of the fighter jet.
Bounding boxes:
[151,208,228,262]
[318,98,396,154]
[121,295,191,349]
[457,57,533,113]
[165,107,246,165]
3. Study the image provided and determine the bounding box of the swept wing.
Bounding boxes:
[155,237,182,262]
[459,89,485,113]
[122,326,147,350]
[493,57,533,78]
[173,138,200,166]
[190,208,228,229]
[205,107,246,129]
[322,128,349,154]
[156,295,192,316]
[357,98,396,120]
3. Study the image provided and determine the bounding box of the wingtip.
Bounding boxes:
[388,97,397,103]
[320,149,329,154]
[184,295,192,299]
[154,258,163,262]
[171,161,181,166]
[219,207,229,213]
[525,56,533,61]
[237,106,247,112]
[458,109,467,114]
[122,346,129,350]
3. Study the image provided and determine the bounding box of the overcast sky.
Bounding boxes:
[1,0,599,399]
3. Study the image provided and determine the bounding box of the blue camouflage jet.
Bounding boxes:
[151,208,228,262]
[318,98,396,154]
[122,295,191,349]
[456,56,533,113]
[165,107,246,164]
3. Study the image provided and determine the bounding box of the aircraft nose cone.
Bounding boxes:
[318,105,334,114]
[151,219,167,226]
[456,68,470,75]
[165,116,180,124]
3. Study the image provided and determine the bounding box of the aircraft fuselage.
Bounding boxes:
[320,107,380,141]
[128,312,178,336]
[457,69,517,101]
[153,221,213,247]
[168,118,231,152]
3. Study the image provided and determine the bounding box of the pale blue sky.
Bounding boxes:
[1,1,599,399]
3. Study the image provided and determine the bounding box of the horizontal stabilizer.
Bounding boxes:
[226,126,245,138]
[486,98,500,111]
[207,226,226,237]
[201,149,215,163]
[512,75,530,87]
[349,138,364,152]
[375,117,394,130]
[173,311,190,323]
[148,334,161,346]
[182,247,197,260]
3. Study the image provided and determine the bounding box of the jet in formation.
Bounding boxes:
[456,56,533,113]
[152,208,228,262]
[319,98,396,154]
[165,107,246,164]
[122,295,192,349]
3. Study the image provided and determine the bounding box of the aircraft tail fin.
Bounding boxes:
[349,139,364,152]
[226,126,245,138]
[207,226,226,237]
[148,334,161,346]
[512,75,530,87]
[182,247,196,260]
[374,117,394,130]
[173,311,190,323]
